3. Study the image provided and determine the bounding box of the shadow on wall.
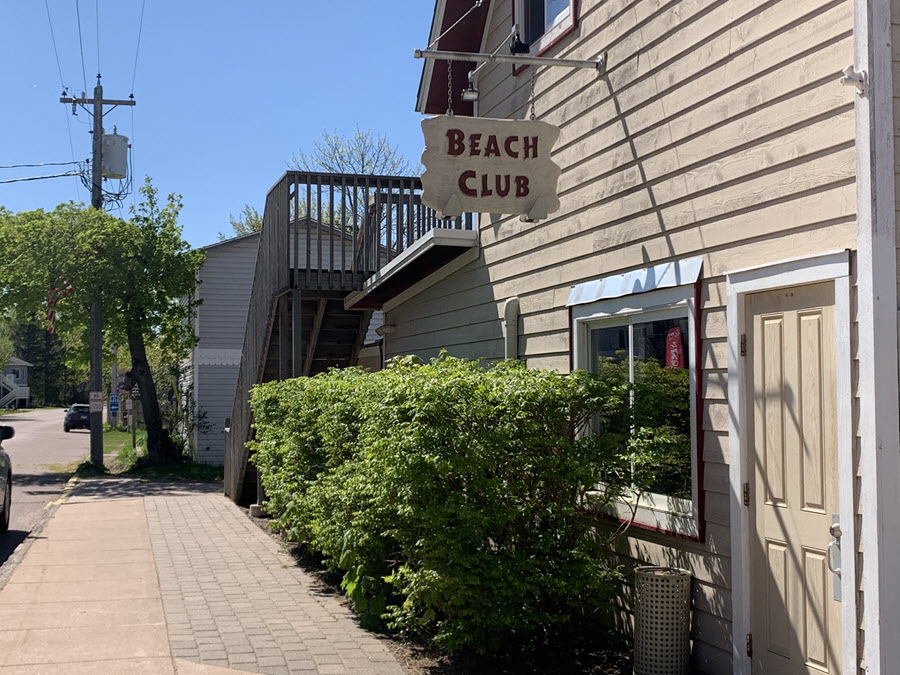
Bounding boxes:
[382,247,508,364]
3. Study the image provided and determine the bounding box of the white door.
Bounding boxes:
[746,282,842,674]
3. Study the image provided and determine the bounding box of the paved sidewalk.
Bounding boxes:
[0,479,404,675]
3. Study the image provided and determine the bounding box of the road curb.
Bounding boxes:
[0,474,80,591]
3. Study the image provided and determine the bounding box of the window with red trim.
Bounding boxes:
[516,0,577,54]
[571,285,701,538]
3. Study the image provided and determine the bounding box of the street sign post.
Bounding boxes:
[110,393,119,414]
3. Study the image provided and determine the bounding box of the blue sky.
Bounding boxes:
[0,1,435,247]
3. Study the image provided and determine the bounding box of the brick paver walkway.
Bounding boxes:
[145,491,403,675]
[0,478,404,675]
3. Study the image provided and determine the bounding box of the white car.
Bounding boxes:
[0,425,12,532]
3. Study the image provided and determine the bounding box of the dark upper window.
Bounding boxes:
[519,0,576,50]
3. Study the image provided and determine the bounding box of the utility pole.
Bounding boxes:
[61,77,135,467]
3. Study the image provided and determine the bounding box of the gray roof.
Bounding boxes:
[7,357,33,368]
[201,230,261,251]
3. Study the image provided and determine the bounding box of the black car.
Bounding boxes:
[63,403,90,432]
[0,425,12,532]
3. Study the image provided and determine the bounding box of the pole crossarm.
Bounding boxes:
[413,48,606,73]
[60,96,136,107]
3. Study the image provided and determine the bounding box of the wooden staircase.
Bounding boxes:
[225,171,472,502]
[260,292,372,382]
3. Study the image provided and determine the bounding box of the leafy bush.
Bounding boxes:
[250,354,663,653]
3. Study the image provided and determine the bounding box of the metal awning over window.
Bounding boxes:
[566,257,704,308]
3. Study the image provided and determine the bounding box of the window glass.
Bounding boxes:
[522,0,571,44]
[590,315,692,502]
[632,318,691,499]
[545,0,569,30]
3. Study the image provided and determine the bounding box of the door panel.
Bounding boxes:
[747,282,841,674]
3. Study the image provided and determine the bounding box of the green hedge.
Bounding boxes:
[250,355,660,653]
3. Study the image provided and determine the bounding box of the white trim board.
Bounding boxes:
[726,250,855,675]
[853,0,900,670]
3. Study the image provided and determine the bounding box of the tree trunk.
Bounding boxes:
[127,324,179,464]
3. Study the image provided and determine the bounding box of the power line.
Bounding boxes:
[0,172,82,185]
[130,0,146,94]
[0,161,83,169]
[62,109,83,201]
[75,0,89,91]
[95,0,101,76]
[44,0,83,201]
[43,0,66,90]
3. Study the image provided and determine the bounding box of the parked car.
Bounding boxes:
[63,404,90,432]
[0,425,12,532]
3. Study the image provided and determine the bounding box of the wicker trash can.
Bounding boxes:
[633,566,691,675]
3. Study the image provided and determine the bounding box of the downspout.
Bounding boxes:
[502,297,520,360]
[852,0,900,672]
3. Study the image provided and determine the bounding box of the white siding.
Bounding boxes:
[197,236,259,351]
[196,364,239,466]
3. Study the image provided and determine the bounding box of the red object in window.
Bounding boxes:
[666,326,684,368]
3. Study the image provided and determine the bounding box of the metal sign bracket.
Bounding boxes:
[414,48,607,75]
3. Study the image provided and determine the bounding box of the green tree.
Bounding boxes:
[217,203,263,241]
[11,319,80,406]
[0,180,204,463]
[0,321,13,373]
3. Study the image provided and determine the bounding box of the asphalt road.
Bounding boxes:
[0,408,89,566]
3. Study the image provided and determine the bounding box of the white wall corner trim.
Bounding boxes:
[854,0,900,672]
[725,250,855,675]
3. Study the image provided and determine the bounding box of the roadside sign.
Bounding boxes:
[89,391,103,413]
[126,398,133,412]
[110,393,119,413]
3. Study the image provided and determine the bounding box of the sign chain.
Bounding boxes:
[530,66,536,120]
[447,60,454,115]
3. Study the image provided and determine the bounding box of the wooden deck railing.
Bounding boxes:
[224,171,473,498]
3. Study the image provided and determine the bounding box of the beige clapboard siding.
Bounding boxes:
[386,200,856,331]
[553,40,853,204]
[394,268,719,335]
[704,431,729,465]
[480,0,849,135]
[388,1,858,667]
[521,354,569,371]
[481,130,857,266]
[386,319,502,356]
[693,642,733,675]
[618,534,730,589]
[703,371,728,401]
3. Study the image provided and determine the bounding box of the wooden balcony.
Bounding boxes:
[224,172,474,500]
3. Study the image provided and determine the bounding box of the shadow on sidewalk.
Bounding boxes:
[70,477,223,500]
[0,530,29,567]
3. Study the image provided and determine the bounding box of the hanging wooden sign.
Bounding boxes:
[420,115,561,220]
